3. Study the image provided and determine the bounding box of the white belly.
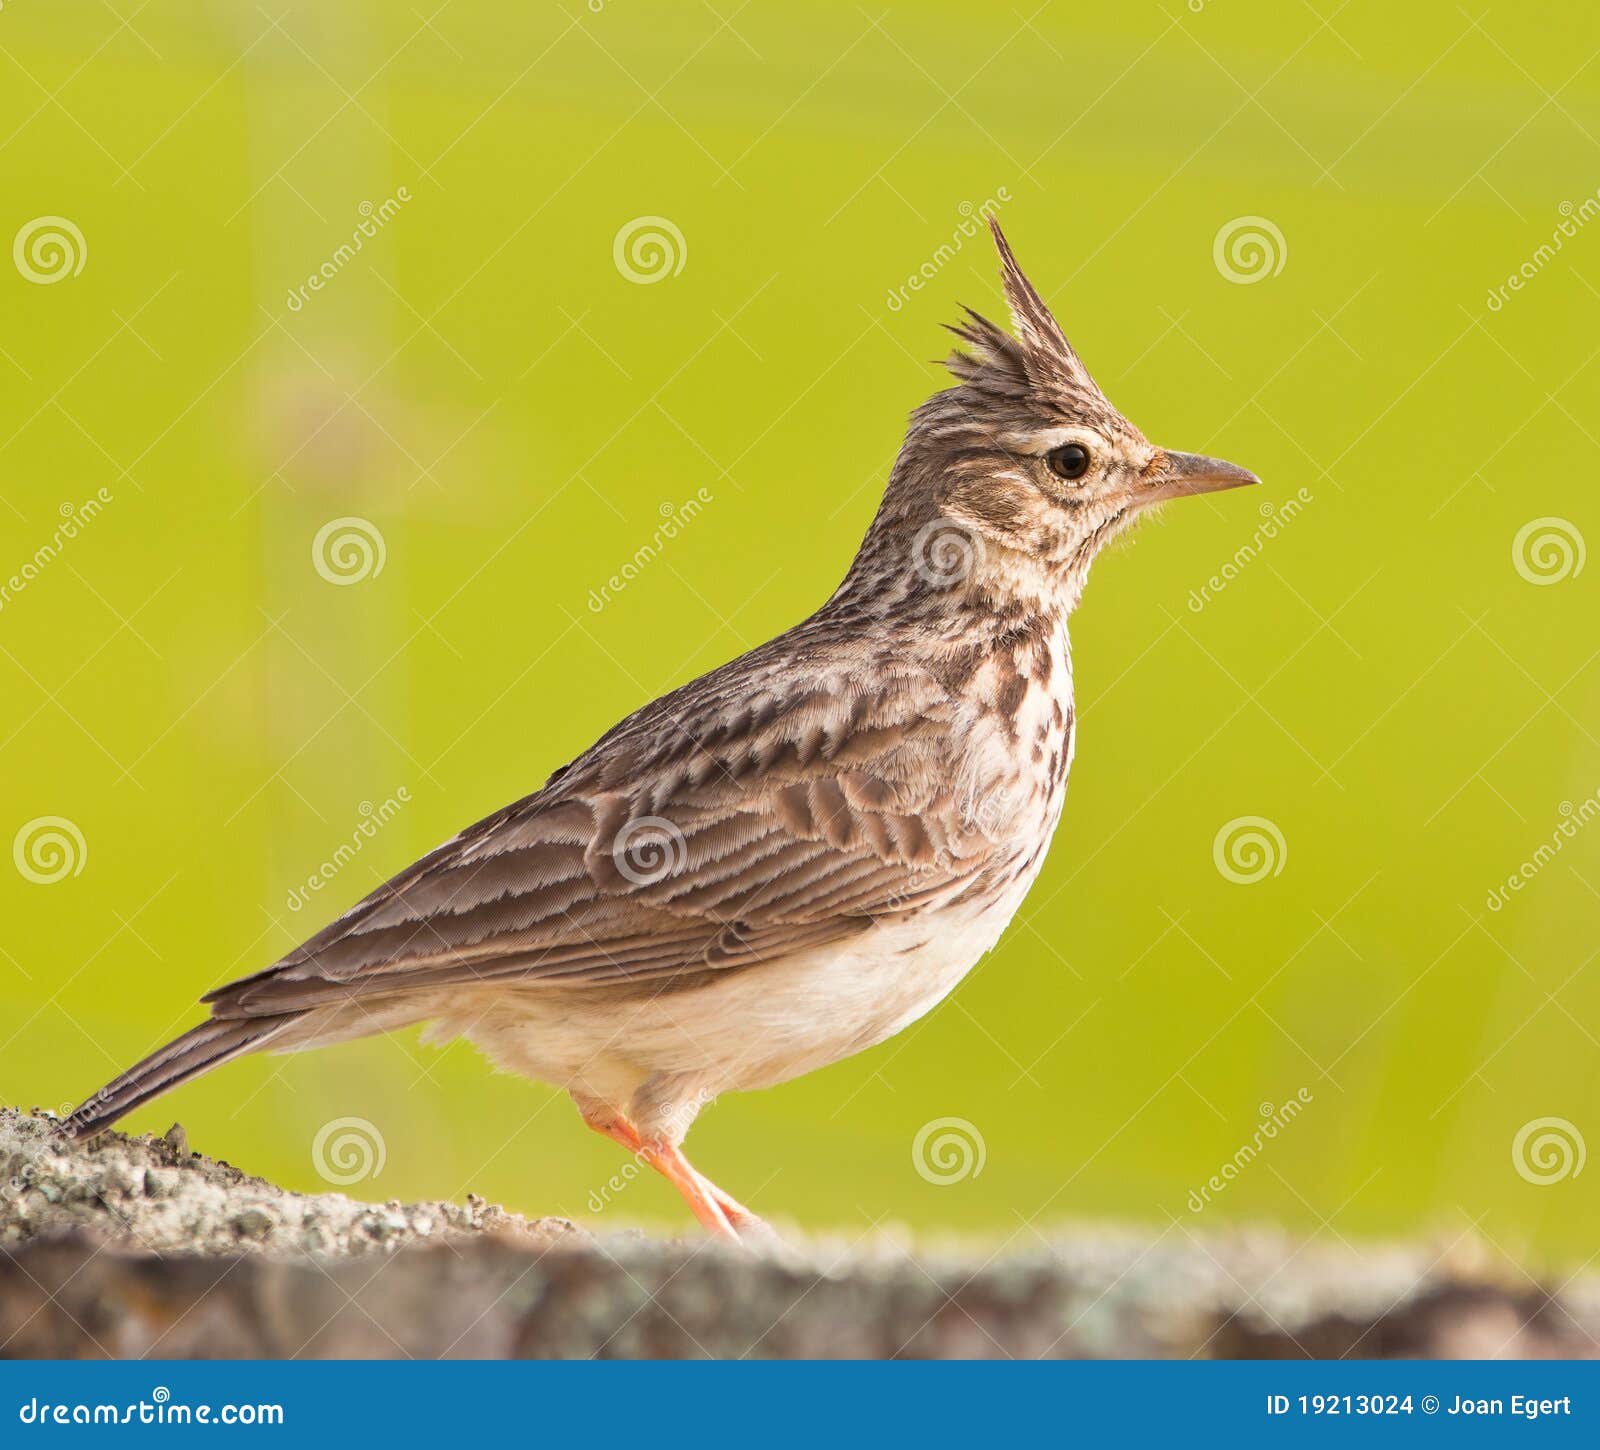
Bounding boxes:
[442,702,1074,1138]
[438,850,1049,1138]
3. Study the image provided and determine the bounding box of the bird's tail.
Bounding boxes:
[64,1015,301,1140]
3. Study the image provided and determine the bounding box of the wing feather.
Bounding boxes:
[204,660,1016,1020]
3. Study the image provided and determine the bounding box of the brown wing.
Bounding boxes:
[205,661,1012,1019]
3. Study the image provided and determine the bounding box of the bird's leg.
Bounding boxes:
[579,1101,771,1235]
[636,1138,740,1239]
[580,1105,645,1156]
[578,1105,737,1240]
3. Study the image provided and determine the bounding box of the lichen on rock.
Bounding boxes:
[2,1107,1594,1360]
[0,1106,582,1260]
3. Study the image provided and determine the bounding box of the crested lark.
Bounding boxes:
[68,221,1257,1239]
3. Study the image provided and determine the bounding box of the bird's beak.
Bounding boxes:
[1144,449,1260,504]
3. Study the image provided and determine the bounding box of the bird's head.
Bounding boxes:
[854,218,1257,615]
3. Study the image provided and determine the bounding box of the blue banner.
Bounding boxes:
[0,1361,1591,1444]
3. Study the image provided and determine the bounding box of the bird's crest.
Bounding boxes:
[944,217,1108,408]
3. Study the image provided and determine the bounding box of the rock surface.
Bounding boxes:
[1,1106,579,1260]
[2,1108,1594,1359]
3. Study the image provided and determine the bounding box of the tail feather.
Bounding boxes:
[65,1015,301,1140]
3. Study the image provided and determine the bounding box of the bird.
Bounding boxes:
[65,219,1258,1240]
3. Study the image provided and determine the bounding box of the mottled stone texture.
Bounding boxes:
[2,1110,1594,1359]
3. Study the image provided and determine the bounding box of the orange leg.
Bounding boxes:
[579,1107,764,1242]
[638,1138,736,1238]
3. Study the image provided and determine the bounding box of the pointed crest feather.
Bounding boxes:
[941,307,1028,390]
[940,216,1105,404]
[991,218,1071,363]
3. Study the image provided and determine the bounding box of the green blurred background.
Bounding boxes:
[3,0,1598,1261]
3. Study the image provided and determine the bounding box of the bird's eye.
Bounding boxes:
[1046,443,1091,481]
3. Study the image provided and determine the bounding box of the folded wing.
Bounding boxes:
[205,662,1010,1019]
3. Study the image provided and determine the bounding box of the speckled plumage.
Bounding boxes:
[68,222,1257,1237]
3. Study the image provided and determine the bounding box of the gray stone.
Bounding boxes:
[1,1108,1593,1360]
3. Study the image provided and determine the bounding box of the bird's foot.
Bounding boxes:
[694,1171,777,1244]
[629,1135,750,1242]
